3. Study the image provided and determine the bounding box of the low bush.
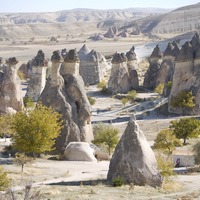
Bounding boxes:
[112,176,124,187]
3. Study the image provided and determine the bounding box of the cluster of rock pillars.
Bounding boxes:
[1,33,200,187]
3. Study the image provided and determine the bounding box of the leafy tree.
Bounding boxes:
[14,153,33,173]
[92,123,119,155]
[127,90,137,103]
[12,104,62,155]
[170,118,200,145]
[0,166,10,191]
[121,98,128,106]
[154,83,164,95]
[153,129,182,156]
[87,96,96,105]
[171,90,195,108]
[193,141,200,165]
[0,114,14,140]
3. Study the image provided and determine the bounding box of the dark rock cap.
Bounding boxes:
[51,50,61,63]
[163,42,174,57]
[64,49,79,63]
[126,50,137,61]
[61,48,67,59]
[31,50,47,66]
[176,42,194,61]
[6,57,18,65]
[111,52,127,64]
[191,32,200,51]
[150,45,163,59]
[172,41,180,57]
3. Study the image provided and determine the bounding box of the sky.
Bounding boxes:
[0,0,200,13]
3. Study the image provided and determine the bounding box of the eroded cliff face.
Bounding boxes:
[168,34,200,115]
[39,50,93,153]
[0,57,24,114]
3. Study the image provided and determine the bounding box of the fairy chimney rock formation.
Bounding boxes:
[0,57,24,114]
[104,26,118,38]
[143,45,163,89]
[26,50,48,102]
[107,119,162,187]
[156,42,180,96]
[79,44,107,85]
[63,49,93,143]
[126,46,139,89]
[108,48,139,94]
[108,52,130,94]
[168,33,200,115]
[39,50,93,152]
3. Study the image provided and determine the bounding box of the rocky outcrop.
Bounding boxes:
[143,45,163,89]
[168,33,200,115]
[104,26,118,38]
[108,47,139,94]
[39,50,93,153]
[107,118,162,187]
[26,50,48,101]
[78,44,107,85]
[118,30,129,38]
[0,57,24,114]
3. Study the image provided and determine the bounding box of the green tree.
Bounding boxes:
[193,141,200,165]
[92,123,119,155]
[127,90,137,103]
[12,104,62,155]
[170,118,200,145]
[154,83,164,95]
[0,114,14,141]
[153,129,182,156]
[14,153,33,173]
[0,166,10,191]
[171,90,195,108]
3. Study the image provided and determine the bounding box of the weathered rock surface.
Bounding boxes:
[0,57,24,114]
[108,47,139,94]
[39,50,93,152]
[143,45,163,89]
[168,33,200,115]
[26,50,48,101]
[107,118,162,187]
[64,142,97,162]
[78,44,107,85]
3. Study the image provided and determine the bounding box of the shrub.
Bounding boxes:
[171,90,195,108]
[87,96,96,105]
[112,176,124,187]
[23,96,35,108]
[17,71,25,80]
[154,83,164,95]
[97,80,107,90]
[121,98,129,106]
[0,166,10,191]
[127,90,137,103]
[167,81,172,89]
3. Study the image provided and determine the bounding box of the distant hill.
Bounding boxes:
[0,8,169,39]
[0,3,199,40]
[121,3,200,35]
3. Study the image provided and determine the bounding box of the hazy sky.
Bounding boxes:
[0,0,200,13]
